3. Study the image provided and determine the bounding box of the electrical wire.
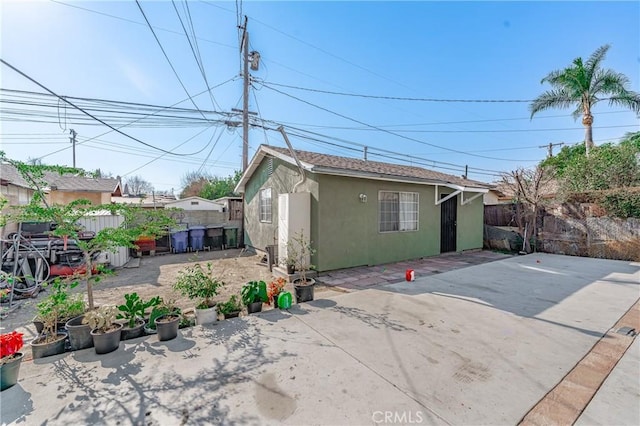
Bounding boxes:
[122,125,217,177]
[50,0,236,49]
[260,82,538,162]
[171,0,220,111]
[135,0,208,121]
[262,81,534,103]
[0,58,215,156]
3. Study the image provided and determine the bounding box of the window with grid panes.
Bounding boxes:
[378,191,418,232]
[259,188,272,222]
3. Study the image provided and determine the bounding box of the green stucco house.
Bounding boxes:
[235,145,489,273]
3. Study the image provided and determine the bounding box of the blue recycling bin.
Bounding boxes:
[170,229,189,253]
[188,226,206,251]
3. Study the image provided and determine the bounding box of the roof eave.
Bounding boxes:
[310,167,489,192]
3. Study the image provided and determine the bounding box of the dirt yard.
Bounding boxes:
[1,248,291,336]
[94,249,281,310]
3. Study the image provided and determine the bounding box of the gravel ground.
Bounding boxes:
[1,248,292,339]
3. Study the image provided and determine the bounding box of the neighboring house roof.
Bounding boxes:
[165,196,224,206]
[236,145,490,193]
[213,196,242,202]
[0,163,122,194]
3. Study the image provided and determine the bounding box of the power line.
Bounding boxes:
[260,82,536,162]
[135,0,208,121]
[271,110,630,129]
[171,0,220,111]
[261,81,534,103]
[0,58,212,156]
[50,0,236,49]
[122,125,217,177]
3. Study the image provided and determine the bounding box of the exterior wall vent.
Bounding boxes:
[267,158,274,175]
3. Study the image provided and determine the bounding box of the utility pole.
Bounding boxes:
[69,129,77,167]
[540,142,564,158]
[241,16,249,172]
[363,146,368,161]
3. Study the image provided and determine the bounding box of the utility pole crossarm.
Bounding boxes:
[539,142,564,158]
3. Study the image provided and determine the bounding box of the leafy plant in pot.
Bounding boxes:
[218,295,242,319]
[1,331,24,391]
[31,280,72,359]
[241,280,268,314]
[117,293,161,341]
[84,305,122,354]
[287,230,317,303]
[33,278,84,335]
[173,262,224,326]
[153,299,181,342]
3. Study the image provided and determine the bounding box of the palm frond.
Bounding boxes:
[529,89,575,118]
[585,44,611,81]
[608,94,640,115]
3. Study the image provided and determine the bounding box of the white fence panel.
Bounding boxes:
[78,215,130,267]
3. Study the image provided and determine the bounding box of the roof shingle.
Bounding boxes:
[265,146,488,188]
[0,163,120,193]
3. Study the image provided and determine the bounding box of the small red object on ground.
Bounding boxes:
[406,269,415,281]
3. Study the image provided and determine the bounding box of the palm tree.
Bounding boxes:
[530,44,640,156]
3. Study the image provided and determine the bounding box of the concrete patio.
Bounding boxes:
[1,253,638,425]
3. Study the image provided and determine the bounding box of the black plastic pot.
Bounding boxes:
[31,333,68,359]
[0,353,23,391]
[90,324,123,355]
[286,264,296,274]
[294,278,315,303]
[156,315,180,341]
[223,311,241,319]
[120,319,146,341]
[247,301,263,314]
[66,315,93,351]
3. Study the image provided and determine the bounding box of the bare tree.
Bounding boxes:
[125,175,154,196]
[501,166,554,253]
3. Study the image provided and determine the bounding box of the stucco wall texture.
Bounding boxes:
[244,157,484,272]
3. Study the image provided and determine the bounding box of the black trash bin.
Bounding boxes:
[223,227,238,249]
[205,225,224,250]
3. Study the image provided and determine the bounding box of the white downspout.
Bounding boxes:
[278,126,306,193]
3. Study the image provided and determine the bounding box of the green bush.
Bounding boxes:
[601,190,640,218]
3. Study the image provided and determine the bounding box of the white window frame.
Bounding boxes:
[378,190,419,233]
[259,188,272,223]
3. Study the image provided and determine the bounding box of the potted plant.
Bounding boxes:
[173,262,223,326]
[0,153,176,313]
[33,279,84,334]
[218,295,242,319]
[267,278,286,307]
[154,299,181,342]
[241,280,268,314]
[31,281,70,359]
[285,258,296,275]
[288,231,317,303]
[84,305,122,354]
[1,331,24,391]
[117,293,160,340]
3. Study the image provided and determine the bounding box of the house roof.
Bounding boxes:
[0,163,122,194]
[236,145,490,193]
[165,196,224,206]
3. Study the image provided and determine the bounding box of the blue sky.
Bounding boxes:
[1,1,639,193]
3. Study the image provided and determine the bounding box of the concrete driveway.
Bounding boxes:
[2,253,638,425]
